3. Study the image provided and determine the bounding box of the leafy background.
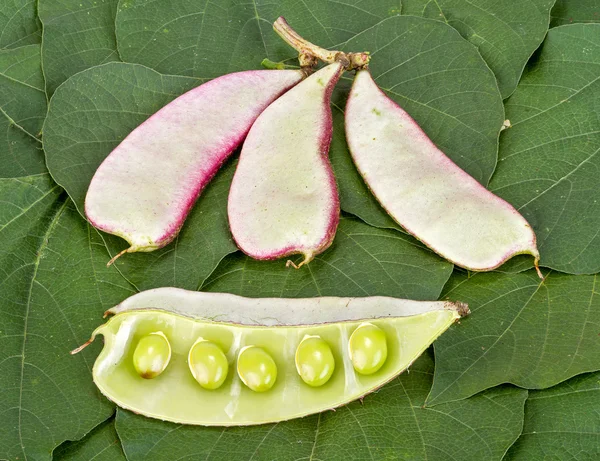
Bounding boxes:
[0,0,599,459]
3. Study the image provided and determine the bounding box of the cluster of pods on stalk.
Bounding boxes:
[85,17,541,275]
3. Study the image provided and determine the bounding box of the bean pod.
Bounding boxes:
[76,288,468,426]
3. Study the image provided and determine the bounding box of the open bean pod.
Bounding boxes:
[80,288,468,426]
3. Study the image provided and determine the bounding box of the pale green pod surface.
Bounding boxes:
[188,339,229,390]
[84,69,304,264]
[348,323,387,375]
[295,336,335,387]
[227,63,343,267]
[132,331,171,379]
[84,288,469,426]
[237,346,277,392]
[345,70,540,274]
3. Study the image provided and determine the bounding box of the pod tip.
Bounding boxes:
[70,337,94,355]
[286,251,315,269]
[455,302,470,317]
[534,257,544,280]
[446,301,470,317]
[107,247,130,267]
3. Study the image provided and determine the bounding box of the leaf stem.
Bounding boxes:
[273,17,370,70]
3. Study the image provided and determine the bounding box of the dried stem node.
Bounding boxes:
[273,17,370,71]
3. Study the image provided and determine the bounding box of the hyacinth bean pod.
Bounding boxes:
[345,70,541,274]
[76,288,468,426]
[227,63,343,268]
[85,69,304,264]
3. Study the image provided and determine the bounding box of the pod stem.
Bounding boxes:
[70,336,94,355]
[273,17,370,71]
[534,257,544,280]
[107,247,130,267]
[286,251,315,269]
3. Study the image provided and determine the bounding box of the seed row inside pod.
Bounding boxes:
[133,323,389,391]
[74,289,469,426]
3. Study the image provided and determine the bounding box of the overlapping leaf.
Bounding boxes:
[204,215,452,300]
[115,352,527,461]
[43,62,237,291]
[490,24,600,274]
[505,371,600,460]
[402,0,554,98]
[39,0,120,95]
[428,270,600,405]
[115,0,400,78]
[0,175,134,461]
[551,0,600,27]
[0,44,46,177]
[53,418,126,461]
[0,0,40,49]
[0,44,45,137]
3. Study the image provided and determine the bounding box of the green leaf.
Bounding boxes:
[115,0,400,78]
[311,353,526,461]
[0,123,44,178]
[0,44,47,177]
[428,270,600,405]
[551,0,600,27]
[0,0,41,49]
[328,16,504,231]
[43,62,237,290]
[53,418,126,461]
[39,0,120,96]
[203,215,452,300]
[115,352,527,461]
[0,175,135,461]
[402,0,555,99]
[116,408,320,461]
[0,44,45,137]
[505,371,600,460]
[490,24,600,274]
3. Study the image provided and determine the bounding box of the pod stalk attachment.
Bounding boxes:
[273,17,370,71]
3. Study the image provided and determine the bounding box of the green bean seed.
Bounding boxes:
[295,335,335,387]
[348,323,387,375]
[237,346,277,392]
[188,339,229,390]
[133,331,171,379]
